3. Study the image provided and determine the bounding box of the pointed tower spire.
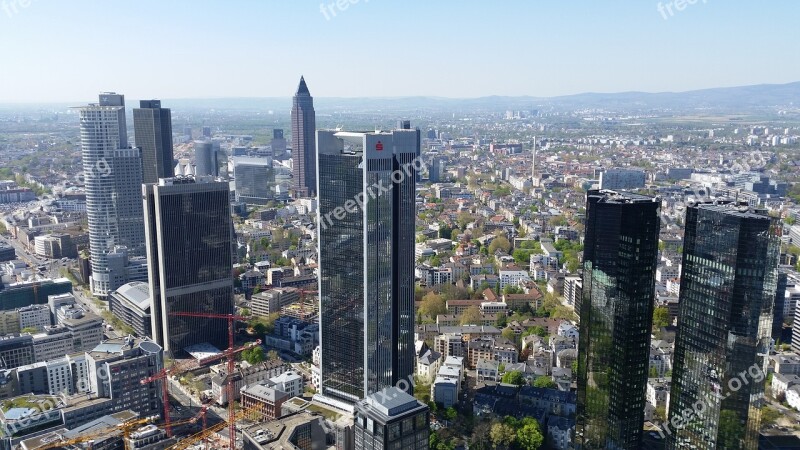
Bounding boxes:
[296,76,310,96]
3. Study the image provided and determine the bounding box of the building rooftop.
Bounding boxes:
[112,282,151,311]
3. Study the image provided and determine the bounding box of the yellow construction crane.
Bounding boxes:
[35,410,207,450]
[34,415,158,450]
[168,405,266,450]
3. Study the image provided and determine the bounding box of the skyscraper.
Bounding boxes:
[666,202,780,450]
[317,125,420,404]
[76,93,146,297]
[291,76,316,197]
[194,140,222,178]
[233,157,275,205]
[143,177,234,353]
[576,190,661,450]
[133,100,174,184]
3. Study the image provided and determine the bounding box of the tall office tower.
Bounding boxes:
[317,125,420,404]
[143,178,234,354]
[429,157,443,183]
[576,190,661,450]
[194,140,222,177]
[233,156,275,205]
[666,202,780,450]
[291,76,316,197]
[77,93,146,297]
[133,100,174,184]
[271,129,288,160]
[202,126,212,138]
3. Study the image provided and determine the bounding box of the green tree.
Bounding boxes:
[517,417,544,450]
[419,292,447,319]
[501,371,525,386]
[444,407,457,421]
[653,307,671,329]
[718,410,744,449]
[20,327,38,334]
[460,306,482,326]
[761,406,780,429]
[501,328,516,342]
[533,376,556,389]
[489,422,516,449]
[241,346,265,364]
[488,236,511,254]
[267,350,281,361]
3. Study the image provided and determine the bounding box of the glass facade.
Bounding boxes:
[144,180,234,353]
[318,129,419,404]
[666,203,779,450]
[576,190,661,449]
[133,101,174,185]
[291,77,316,197]
[318,150,365,402]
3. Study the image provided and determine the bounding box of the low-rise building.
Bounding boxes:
[240,383,290,420]
[17,305,51,333]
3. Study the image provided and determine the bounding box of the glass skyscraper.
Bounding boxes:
[317,124,419,404]
[291,76,316,197]
[576,190,661,449]
[666,202,780,450]
[76,93,146,297]
[143,178,234,354]
[133,100,174,184]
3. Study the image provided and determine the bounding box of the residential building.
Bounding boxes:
[576,190,661,449]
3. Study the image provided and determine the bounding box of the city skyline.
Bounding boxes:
[1,1,799,103]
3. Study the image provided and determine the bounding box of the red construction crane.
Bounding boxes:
[168,312,255,450]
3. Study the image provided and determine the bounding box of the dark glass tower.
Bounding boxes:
[143,178,234,354]
[576,190,661,449]
[291,76,316,197]
[666,202,780,450]
[134,100,174,184]
[317,126,420,404]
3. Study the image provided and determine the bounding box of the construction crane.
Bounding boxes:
[34,415,159,450]
[140,339,261,438]
[168,405,266,450]
[168,312,254,450]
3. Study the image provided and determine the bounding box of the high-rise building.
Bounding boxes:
[143,178,234,353]
[353,387,430,450]
[317,126,419,404]
[576,190,661,449]
[233,156,275,205]
[76,93,146,297]
[291,76,316,197]
[271,129,288,160]
[666,202,780,450]
[194,140,223,178]
[133,100,174,184]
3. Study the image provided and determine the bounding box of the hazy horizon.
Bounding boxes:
[1,1,799,103]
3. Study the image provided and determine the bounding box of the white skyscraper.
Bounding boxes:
[76,93,146,296]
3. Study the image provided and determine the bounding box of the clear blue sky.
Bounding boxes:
[0,0,798,103]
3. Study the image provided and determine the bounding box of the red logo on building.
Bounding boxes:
[375,141,384,151]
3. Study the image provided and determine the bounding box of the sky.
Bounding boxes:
[0,0,799,103]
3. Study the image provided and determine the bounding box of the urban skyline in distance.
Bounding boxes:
[0,1,799,103]
[3,2,800,450]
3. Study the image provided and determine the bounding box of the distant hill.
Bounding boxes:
[2,82,798,113]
